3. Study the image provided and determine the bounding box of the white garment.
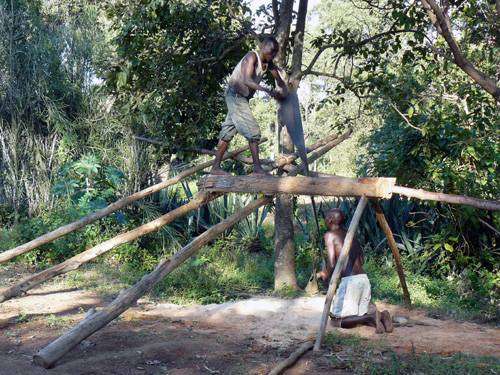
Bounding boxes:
[331,274,371,318]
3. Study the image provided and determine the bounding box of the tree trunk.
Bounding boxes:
[274,125,298,290]
[33,196,272,369]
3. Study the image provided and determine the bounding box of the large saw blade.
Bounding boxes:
[277,89,308,171]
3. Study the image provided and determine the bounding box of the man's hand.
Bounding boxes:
[269,88,286,100]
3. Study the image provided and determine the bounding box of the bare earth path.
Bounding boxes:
[0,270,498,374]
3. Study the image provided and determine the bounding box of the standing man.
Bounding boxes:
[211,36,288,175]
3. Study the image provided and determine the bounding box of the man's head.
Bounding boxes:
[259,36,279,63]
[325,208,345,229]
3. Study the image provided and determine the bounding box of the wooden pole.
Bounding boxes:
[268,340,314,375]
[0,132,346,303]
[313,196,368,351]
[0,141,266,264]
[282,128,353,175]
[392,185,500,211]
[370,199,411,307]
[33,196,272,369]
[0,192,220,303]
[201,175,396,199]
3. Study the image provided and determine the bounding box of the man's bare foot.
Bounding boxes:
[375,309,385,334]
[210,168,231,176]
[329,314,341,327]
[381,310,394,333]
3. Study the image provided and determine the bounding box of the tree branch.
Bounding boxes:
[420,0,500,100]
[290,0,308,84]
[300,29,419,79]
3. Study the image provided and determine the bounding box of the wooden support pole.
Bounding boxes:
[268,340,314,375]
[0,141,266,264]
[201,175,396,199]
[313,196,368,351]
[392,185,500,211]
[0,192,220,303]
[32,196,272,369]
[370,199,411,307]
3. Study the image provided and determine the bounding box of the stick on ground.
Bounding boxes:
[268,340,314,375]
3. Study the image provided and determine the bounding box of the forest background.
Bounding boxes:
[0,0,498,322]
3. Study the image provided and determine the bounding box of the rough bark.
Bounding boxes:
[392,185,500,211]
[290,0,309,83]
[314,196,369,351]
[201,175,396,199]
[33,196,272,369]
[0,141,264,264]
[273,0,297,291]
[371,199,411,307]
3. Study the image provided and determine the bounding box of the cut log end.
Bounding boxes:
[32,354,53,369]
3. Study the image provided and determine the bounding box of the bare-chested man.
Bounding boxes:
[210,36,288,176]
[317,208,393,334]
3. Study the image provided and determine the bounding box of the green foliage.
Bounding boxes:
[0,156,129,264]
[324,330,500,374]
[105,0,250,153]
[366,259,499,322]
[152,234,274,304]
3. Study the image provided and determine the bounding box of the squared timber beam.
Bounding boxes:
[200,175,396,199]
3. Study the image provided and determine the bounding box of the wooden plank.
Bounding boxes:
[200,175,396,199]
[370,199,411,307]
[0,140,266,264]
[313,196,368,351]
[32,196,272,369]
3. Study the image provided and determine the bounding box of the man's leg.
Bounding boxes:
[211,139,231,175]
[330,310,384,333]
[248,140,268,175]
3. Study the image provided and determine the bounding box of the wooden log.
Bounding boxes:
[0,141,266,264]
[268,340,314,375]
[370,199,411,307]
[283,128,353,175]
[0,192,220,303]
[203,130,348,170]
[33,196,272,369]
[201,175,396,199]
[313,196,368,351]
[392,185,500,211]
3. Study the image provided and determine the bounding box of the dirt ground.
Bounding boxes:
[0,270,499,374]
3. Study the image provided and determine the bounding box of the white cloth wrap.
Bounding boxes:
[331,274,371,318]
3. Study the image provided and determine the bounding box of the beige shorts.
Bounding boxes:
[218,86,261,142]
[331,274,371,318]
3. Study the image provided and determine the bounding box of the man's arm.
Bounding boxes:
[324,232,337,277]
[240,53,277,97]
